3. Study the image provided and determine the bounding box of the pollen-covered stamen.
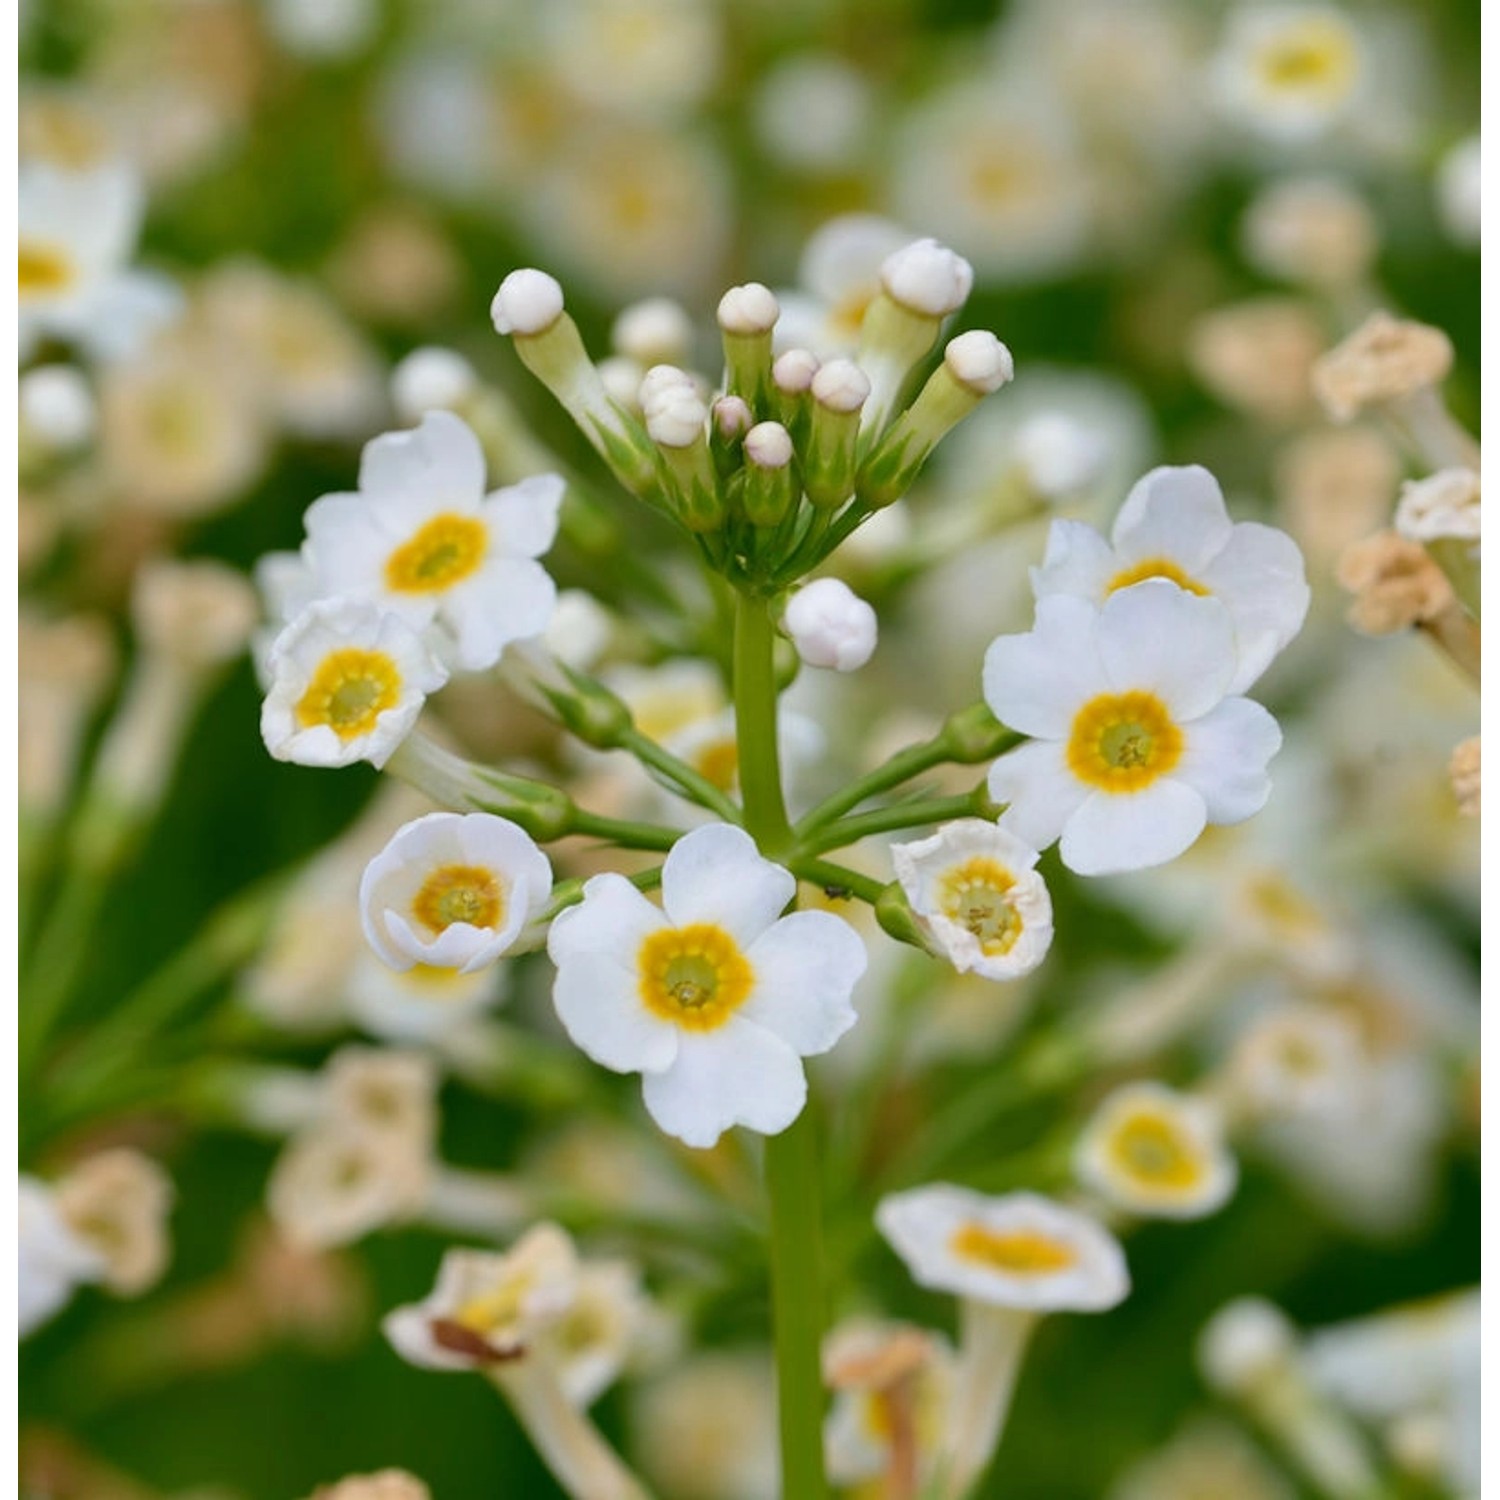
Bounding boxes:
[19,239,74,296]
[637,923,754,1031]
[1258,23,1356,93]
[410,865,505,935]
[950,1223,1078,1276]
[295,648,402,739]
[1108,1114,1202,1190]
[1106,557,1209,596]
[939,857,1022,955]
[384,513,488,593]
[1067,690,1184,792]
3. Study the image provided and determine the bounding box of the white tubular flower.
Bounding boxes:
[1212,4,1365,142]
[1032,465,1309,694]
[260,599,448,769]
[54,1149,174,1296]
[984,583,1284,877]
[547,823,866,1149]
[390,346,477,422]
[876,1185,1129,1312]
[891,821,1053,981]
[347,953,506,1043]
[384,1225,581,1370]
[782,578,878,672]
[880,237,975,317]
[19,1176,105,1337]
[18,161,180,362]
[302,411,564,672]
[1074,1082,1238,1220]
[359,812,554,974]
[19,364,96,450]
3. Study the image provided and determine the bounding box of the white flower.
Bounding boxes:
[1074,1082,1238,1220]
[891,821,1053,981]
[302,412,563,672]
[542,1258,651,1407]
[384,1225,581,1370]
[1032,465,1309,693]
[359,812,554,974]
[1435,136,1480,249]
[390,346,477,422]
[984,582,1284,876]
[261,600,447,770]
[1394,468,1480,547]
[782,578,878,672]
[19,1176,104,1337]
[19,364,95,449]
[547,823,866,1148]
[876,1185,1129,1311]
[18,161,180,362]
[1198,1298,1296,1395]
[347,953,506,1042]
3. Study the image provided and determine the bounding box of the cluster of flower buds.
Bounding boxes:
[491,238,1012,588]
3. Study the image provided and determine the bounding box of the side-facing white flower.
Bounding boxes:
[261,599,448,769]
[876,1185,1129,1312]
[547,823,866,1148]
[1032,465,1309,693]
[360,812,554,974]
[19,1176,105,1337]
[891,821,1053,981]
[302,411,564,672]
[1074,1082,1238,1220]
[984,583,1284,876]
[18,162,180,362]
[782,578,878,672]
[346,952,506,1043]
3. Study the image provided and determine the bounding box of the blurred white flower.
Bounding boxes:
[346,953,506,1043]
[1434,135,1480,247]
[18,1176,104,1337]
[53,1149,174,1296]
[19,364,95,450]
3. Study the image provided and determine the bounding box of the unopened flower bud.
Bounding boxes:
[490,269,565,336]
[879,238,974,316]
[642,369,708,450]
[782,578,877,671]
[712,395,753,441]
[613,296,695,367]
[742,421,797,527]
[772,348,821,396]
[391,346,476,422]
[717,282,780,337]
[20,365,96,450]
[597,356,645,411]
[718,282,780,411]
[1199,1299,1295,1397]
[805,359,869,507]
[943,330,1015,395]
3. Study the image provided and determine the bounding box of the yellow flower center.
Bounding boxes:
[1106,557,1208,596]
[1067,690,1183,792]
[19,238,74,297]
[951,1223,1078,1276]
[410,865,505,935]
[691,737,740,794]
[295,648,402,740]
[637,923,754,1032]
[384,513,488,594]
[939,857,1022,956]
[1259,23,1357,95]
[454,1277,528,1337]
[1107,1112,1203,1191]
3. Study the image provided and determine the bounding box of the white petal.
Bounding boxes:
[441,557,557,671]
[660,824,795,944]
[741,911,865,1056]
[982,594,1111,739]
[547,875,665,967]
[1096,581,1236,720]
[1198,523,1310,693]
[552,953,680,1075]
[359,410,485,508]
[1111,465,1234,573]
[640,1020,806,1148]
[1028,518,1115,602]
[483,474,565,558]
[1175,698,1282,825]
[989,739,1090,852]
[1059,779,1208,876]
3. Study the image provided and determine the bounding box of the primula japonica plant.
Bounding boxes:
[246,234,1312,1498]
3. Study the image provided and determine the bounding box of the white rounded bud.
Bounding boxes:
[643,376,708,449]
[20,365,96,449]
[638,363,698,406]
[811,358,871,414]
[880,237,974,316]
[772,348,821,394]
[744,421,794,469]
[613,297,695,366]
[943,330,1014,394]
[597,356,645,409]
[1198,1298,1295,1396]
[712,395,754,440]
[782,577,878,672]
[490,268,565,336]
[390,346,476,422]
[716,281,780,336]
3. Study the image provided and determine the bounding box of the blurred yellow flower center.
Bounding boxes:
[638,923,754,1031]
[19,238,74,296]
[1259,23,1357,94]
[454,1277,527,1337]
[385,513,487,593]
[295,648,401,739]
[939,857,1021,955]
[1068,690,1183,791]
[1108,1113,1202,1190]
[411,865,504,934]
[951,1223,1077,1276]
[1107,557,1208,596]
[691,737,740,794]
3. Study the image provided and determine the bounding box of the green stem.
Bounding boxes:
[807,790,989,853]
[789,857,890,907]
[797,733,956,835]
[567,809,682,852]
[733,588,827,1500]
[616,726,741,822]
[19,865,111,1077]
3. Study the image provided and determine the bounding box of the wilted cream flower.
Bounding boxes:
[1335,530,1454,634]
[323,1046,441,1147]
[1187,298,1325,422]
[131,557,259,673]
[1394,468,1480,548]
[1313,312,1454,423]
[1274,427,1398,565]
[54,1149,174,1295]
[1108,1418,1295,1500]
[1224,1002,1365,1122]
[1241,176,1377,288]
[1449,738,1479,818]
[308,1471,430,1500]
